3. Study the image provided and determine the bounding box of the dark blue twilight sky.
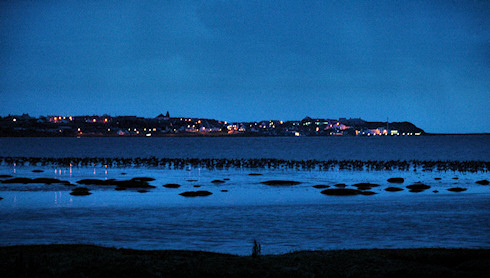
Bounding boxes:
[0,1,488,133]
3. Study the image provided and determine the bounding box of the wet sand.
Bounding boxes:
[1,245,489,277]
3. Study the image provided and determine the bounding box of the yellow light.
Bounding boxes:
[59,117,62,120]
[69,116,73,121]
[92,119,96,122]
[104,118,108,122]
[153,128,156,131]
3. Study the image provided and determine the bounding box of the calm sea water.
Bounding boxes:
[0,135,489,160]
[0,136,489,254]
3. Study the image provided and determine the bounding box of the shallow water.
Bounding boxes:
[1,164,489,254]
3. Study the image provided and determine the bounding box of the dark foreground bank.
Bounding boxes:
[1,245,489,278]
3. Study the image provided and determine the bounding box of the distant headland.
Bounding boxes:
[1,113,425,137]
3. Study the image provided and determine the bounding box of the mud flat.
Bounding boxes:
[1,245,489,278]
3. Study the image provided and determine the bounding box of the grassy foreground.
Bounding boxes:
[1,245,489,278]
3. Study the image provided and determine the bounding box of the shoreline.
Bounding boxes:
[1,156,488,172]
[2,245,489,277]
[0,133,489,137]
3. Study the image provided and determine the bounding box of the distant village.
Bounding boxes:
[0,112,425,137]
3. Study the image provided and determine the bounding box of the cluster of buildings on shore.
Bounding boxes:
[0,113,424,137]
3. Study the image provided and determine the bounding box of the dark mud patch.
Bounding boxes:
[211,180,225,184]
[1,178,33,184]
[70,187,91,196]
[387,177,404,183]
[447,187,467,192]
[352,183,381,190]
[321,189,362,196]
[163,184,181,189]
[385,187,404,192]
[406,183,430,191]
[77,178,155,189]
[179,191,213,197]
[261,180,301,186]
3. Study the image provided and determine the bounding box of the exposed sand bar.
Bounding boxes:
[1,245,489,277]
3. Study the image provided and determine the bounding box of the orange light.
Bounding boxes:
[92,119,97,122]
[58,117,62,120]
[104,118,108,122]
